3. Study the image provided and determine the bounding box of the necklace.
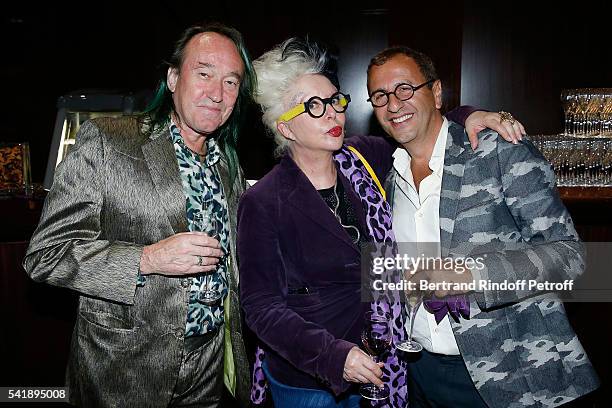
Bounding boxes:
[331,182,361,244]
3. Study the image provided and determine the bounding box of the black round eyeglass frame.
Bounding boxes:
[277,92,351,123]
[303,92,352,118]
[367,79,436,108]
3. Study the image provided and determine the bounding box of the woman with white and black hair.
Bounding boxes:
[237,38,521,407]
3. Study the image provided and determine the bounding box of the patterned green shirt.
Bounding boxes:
[170,123,230,337]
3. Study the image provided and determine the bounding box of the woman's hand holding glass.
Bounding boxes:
[358,311,391,400]
[342,346,384,386]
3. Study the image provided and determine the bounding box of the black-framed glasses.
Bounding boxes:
[277,92,351,122]
[367,79,436,108]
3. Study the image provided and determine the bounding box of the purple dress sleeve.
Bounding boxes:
[445,105,480,127]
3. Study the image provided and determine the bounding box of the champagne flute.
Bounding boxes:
[561,89,577,135]
[396,275,424,353]
[359,311,391,401]
[191,211,223,305]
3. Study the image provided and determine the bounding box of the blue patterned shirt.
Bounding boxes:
[171,123,230,337]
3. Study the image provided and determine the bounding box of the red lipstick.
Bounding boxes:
[327,126,343,137]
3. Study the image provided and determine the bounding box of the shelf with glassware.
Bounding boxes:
[531,134,612,192]
[529,88,612,199]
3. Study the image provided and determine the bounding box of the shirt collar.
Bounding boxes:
[169,121,221,168]
[429,117,449,175]
[392,117,449,177]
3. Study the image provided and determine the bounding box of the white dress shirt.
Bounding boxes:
[392,118,460,355]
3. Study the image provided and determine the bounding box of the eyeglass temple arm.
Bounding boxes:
[277,103,306,123]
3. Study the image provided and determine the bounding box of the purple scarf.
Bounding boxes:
[250,145,407,407]
[424,295,470,324]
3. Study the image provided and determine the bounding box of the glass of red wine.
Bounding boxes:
[359,311,391,401]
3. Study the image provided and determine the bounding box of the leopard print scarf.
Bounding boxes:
[250,145,407,407]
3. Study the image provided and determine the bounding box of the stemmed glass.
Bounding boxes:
[191,211,223,305]
[360,311,391,401]
[586,93,602,136]
[602,91,612,136]
[561,89,577,136]
[554,140,573,186]
[395,280,424,353]
[568,139,586,186]
[580,92,592,136]
[604,140,612,186]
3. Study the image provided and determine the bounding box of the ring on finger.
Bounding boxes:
[499,110,515,125]
[196,255,204,266]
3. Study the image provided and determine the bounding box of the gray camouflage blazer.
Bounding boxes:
[23,117,251,407]
[385,121,599,407]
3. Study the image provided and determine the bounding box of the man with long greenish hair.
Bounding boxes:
[23,22,255,407]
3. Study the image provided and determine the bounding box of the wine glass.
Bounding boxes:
[359,311,391,401]
[191,211,223,305]
[396,278,424,353]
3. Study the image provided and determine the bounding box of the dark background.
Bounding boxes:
[1,1,611,406]
[2,1,611,183]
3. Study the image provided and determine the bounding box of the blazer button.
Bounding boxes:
[174,328,184,339]
[181,278,190,288]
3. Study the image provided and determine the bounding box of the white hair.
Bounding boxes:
[253,38,328,157]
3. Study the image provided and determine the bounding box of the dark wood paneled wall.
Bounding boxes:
[388,2,464,114]
[461,0,612,134]
[4,3,612,181]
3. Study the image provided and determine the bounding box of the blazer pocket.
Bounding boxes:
[78,310,137,332]
[77,311,138,351]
